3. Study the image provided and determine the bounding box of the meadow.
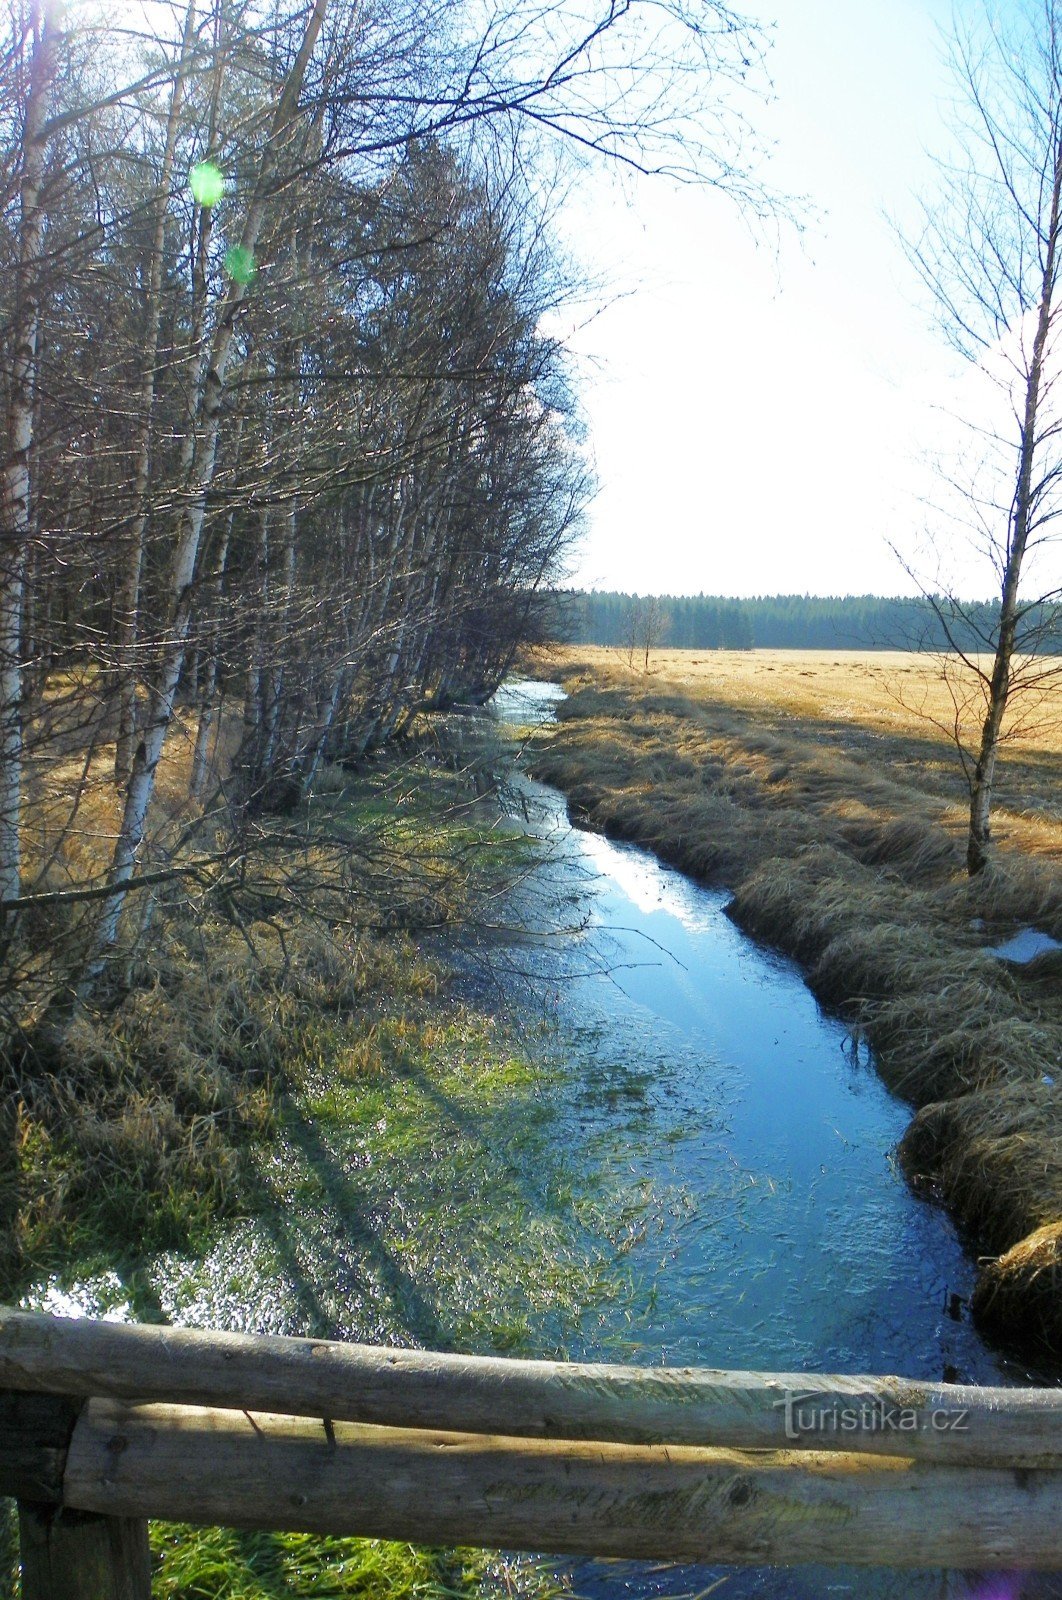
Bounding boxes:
[620,646,1062,753]
[526,644,1062,1367]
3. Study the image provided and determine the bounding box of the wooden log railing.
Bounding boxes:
[0,1308,1060,1597]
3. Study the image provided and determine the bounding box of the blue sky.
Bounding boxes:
[557,0,984,598]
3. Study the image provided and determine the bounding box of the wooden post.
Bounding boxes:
[0,1389,80,1503]
[0,1387,150,1599]
[17,1503,150,1600]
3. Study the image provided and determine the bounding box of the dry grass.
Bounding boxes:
[0,702,516,1302]
[0,910,440,1297]
[525,645,1062,1369]
[586,645,1062,755]
[971,1223,1062,1367]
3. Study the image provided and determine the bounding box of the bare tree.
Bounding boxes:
[905,0,1062,875]
[640,595,669,671]
[0,0,58,909]
[621,594,669,671]
[0,0,783,1022]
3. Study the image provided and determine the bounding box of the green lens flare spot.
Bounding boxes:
[189,162,224,208]
[224,245,256,284]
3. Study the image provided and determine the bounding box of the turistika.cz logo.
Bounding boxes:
[777,1391,970,1441]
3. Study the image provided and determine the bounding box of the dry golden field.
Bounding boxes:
[540,645,1062,858]
[556,644,1062,750]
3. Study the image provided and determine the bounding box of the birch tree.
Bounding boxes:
[78,0,331,984]
[0,0,781,1016]
[112,0,199,787]
[0,0,58,911]
[907,0,1062,874]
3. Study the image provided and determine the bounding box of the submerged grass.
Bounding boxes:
[524,647,1062,1368]
[0,729,624,1598]
[0,724,525,1302]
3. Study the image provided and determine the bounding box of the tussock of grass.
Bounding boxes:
[955,856,1062,940]
[902,1087,1062,1362]
[900,1082,1062,1253]
[525,649,1062,1369]
[0,918,435,1295]
[834,809,962,877]
[971,1222,1062,1366]
[0,726,515,1293]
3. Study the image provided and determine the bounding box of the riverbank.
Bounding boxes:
[0,728,579,1600]
[524,648,1062,1369]
[2,681,1055,1598]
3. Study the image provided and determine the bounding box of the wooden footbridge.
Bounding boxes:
[0,1308,1060,1596]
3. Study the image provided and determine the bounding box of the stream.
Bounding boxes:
[23,677,1060,1600]
[485,678,1060,1600]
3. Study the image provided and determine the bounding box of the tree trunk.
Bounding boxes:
[967,135,1062,875]
[78,0,330,992]
[114,0,196,786]
[0,0,57,912]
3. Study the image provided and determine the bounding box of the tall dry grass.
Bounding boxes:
[0,690,516,1303]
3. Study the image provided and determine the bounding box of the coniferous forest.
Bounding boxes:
[564,590,1062,653]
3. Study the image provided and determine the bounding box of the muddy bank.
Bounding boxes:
[525,664,1062,1369]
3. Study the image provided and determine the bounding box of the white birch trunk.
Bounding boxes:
[0,0,57,910]
[298,669,346,797]
[968,134,1062,874]
[79,0,329,989]
[189,517,235,801]
[114,0,197,786]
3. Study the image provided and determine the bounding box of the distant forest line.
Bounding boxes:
[561,591,1062,653]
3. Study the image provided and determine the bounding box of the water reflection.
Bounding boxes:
[490,678,1061,1600]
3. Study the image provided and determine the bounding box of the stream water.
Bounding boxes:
[486,678,1060,1600]
[24,678,1060,1599]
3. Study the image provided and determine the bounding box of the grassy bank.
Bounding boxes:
[525,646,1062,1369]
[0,727,591,1599]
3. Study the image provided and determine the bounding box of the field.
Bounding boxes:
[541,646,1062,860]
[525,644,1062,1369]
[618,646,1062,753]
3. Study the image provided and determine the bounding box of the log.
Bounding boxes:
[63,1398,1062,1569]
[0,1307,1059,1465]
[18,1503,150,1600]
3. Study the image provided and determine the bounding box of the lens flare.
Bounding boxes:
[224,245,256,284]
[971,1579,1022,1600]
[189,162,224,208]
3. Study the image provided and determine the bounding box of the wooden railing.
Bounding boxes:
[0,1308,1060,1597]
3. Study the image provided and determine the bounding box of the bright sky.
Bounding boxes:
[556,0,984,599]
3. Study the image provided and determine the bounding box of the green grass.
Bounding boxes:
[0,730,653,1597]
[0,1509,566,1600]
[150,1528,564,1600]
